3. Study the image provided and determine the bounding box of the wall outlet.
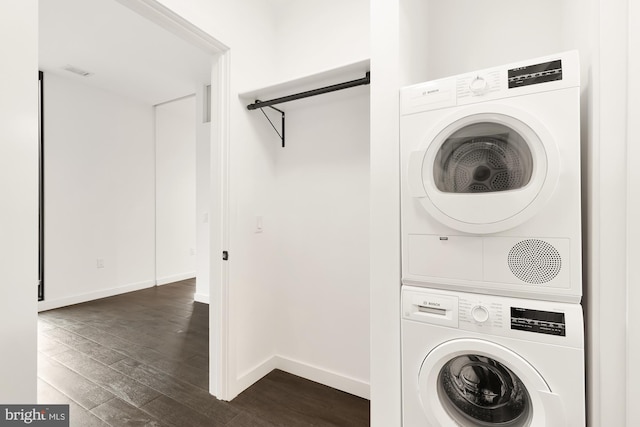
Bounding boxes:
[190,248,196,256]
[96,258,105,268]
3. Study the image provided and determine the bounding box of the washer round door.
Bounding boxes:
[407,104,559,234]
[418,339,565,427]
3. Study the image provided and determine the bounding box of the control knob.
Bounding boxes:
[469,76,489,95]
[471,305,490,323]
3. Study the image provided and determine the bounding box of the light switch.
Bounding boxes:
[256,216,263,233]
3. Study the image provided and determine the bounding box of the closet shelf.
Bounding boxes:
[239,59,371,148]
[238,59,370,103]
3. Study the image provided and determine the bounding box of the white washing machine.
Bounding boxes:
[401,285,585,427]
[400,51,582,303]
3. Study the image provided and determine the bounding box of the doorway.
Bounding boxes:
[37,0,230,399]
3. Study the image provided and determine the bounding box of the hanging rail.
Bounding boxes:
[247,71,370,147]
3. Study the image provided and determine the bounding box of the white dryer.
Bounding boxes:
[401,286,585,427]
[400,51,582,303]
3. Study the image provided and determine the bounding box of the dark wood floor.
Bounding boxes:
[38,279,370,426]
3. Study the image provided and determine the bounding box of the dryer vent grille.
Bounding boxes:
[507,239,562,284]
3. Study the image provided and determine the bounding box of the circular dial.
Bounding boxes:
[471,305,490,323]
[469,76,489,94]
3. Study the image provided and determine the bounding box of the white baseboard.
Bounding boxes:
[233,356,280,399]
[275,355,370,400]
[38,280,155,312]
[156,272,196,286]
[233,355,370,401]
[194,292,210,304]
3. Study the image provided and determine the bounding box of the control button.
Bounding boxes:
[469,76,489,95]
[471,305,490,323]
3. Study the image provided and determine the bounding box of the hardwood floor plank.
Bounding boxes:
[43,327,128,365]
[61,322,209,390]
[38,333,72,357]
[60,323,166,362]
[39,311,84,329]
[38,379,110,427]
[231,370,369,427]
[92,398,169,427]
[183,353,208,371]
[51,349,161,408]
[141,395,225,427]
[225,412,277,427]
[110,358,239,424]
[38,352,114,410]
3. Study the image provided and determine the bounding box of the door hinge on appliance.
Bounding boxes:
[222,251,229,261]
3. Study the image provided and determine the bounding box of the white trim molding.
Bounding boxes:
[626,1,640,425]
[194,293,210,304]
[156,272,196,286]
[234,355,370,401]
[37,280,155,312]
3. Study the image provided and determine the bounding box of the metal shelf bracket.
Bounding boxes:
[255,103,285,147]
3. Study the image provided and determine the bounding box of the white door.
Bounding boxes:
[408,104,559,234]
[418,339,565,426]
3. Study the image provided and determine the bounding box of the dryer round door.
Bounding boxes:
[418,339,566,427]
[407,104,559,234]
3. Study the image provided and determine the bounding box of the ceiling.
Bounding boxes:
[39,0,214,105]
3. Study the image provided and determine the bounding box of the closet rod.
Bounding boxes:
[247,71,370,110]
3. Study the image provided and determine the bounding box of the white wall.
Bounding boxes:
[271,0,370,80]
[155,95,197,285]
[591,1,629,425]
[40,73,156,311]
[423,1,565,81]
[272,87,370,398]
[0,0,38,403]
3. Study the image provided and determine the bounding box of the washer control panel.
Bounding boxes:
[402,286,581,345]
[459,296,504,331]
[471,305,490,323]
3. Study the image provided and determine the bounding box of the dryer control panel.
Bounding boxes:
[402,286,582,347]
[400,50,580,116]
[456,70,501,100]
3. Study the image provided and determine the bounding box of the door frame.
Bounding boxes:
[114,0,231,399]
[627,0,640,424]
[38,70,45,302]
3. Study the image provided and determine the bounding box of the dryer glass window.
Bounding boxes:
[437,354,532,426]
[434,122,534,193]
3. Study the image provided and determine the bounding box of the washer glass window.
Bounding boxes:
[434,122,534,193]
[437,354,532,426]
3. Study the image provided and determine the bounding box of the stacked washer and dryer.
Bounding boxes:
[399,51,585,426]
